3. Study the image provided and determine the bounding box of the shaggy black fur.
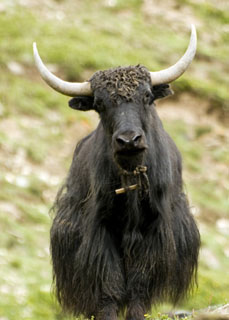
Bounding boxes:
[51,65,200,320]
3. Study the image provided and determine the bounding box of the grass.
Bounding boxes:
[0,0,228,319]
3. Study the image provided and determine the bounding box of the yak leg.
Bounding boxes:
[126,299,146,320]
[82,224,125,320]
[96,302,118,320]
[125,272,148,320]
[123,233,151,320]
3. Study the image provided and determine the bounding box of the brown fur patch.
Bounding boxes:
[90,65,151,102]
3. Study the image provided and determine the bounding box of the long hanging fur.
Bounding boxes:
[51,124,200,318]
[50,66,200,319]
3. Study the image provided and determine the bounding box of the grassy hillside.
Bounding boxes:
[0,0,228,319]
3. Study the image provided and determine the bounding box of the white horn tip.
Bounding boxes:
[33,42,37,51]
[33,42,38,58]
[190,24,197,41]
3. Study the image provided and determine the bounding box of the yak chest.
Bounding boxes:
[105,193,155,241]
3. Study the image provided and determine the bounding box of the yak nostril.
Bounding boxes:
[116,136,130,146]
[132,134,142,143]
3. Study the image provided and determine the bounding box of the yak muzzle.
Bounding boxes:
[113,130,147,157]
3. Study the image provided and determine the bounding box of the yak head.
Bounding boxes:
[68,66,172,171]
[33,25,196,171]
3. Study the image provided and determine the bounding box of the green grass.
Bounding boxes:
[0,0,228,319]
[164,119,228,217]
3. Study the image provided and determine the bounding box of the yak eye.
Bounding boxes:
[94,98,105,113]
[144,91,154,105]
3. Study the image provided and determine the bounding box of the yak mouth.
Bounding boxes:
[115,147,146,157]
[114,147,147,171]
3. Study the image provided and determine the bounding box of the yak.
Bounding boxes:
[33,25,200,320]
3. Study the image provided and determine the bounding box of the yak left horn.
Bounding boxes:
[33,42,92,97]
[150,24,197,85]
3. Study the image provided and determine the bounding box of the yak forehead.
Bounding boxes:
[89,65,151,103]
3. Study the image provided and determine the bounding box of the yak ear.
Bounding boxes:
[68,96,94,111]
[152,84,173,101]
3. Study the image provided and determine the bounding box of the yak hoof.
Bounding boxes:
[96,304,118,320]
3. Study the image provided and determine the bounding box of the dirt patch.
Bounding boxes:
[142,0,202,29]
[158,93,229,128]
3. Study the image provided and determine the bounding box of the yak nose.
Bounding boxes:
[115,131,144,149]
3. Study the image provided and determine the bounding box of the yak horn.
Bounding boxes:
[150,24,197,85]
[33,42,92,96]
